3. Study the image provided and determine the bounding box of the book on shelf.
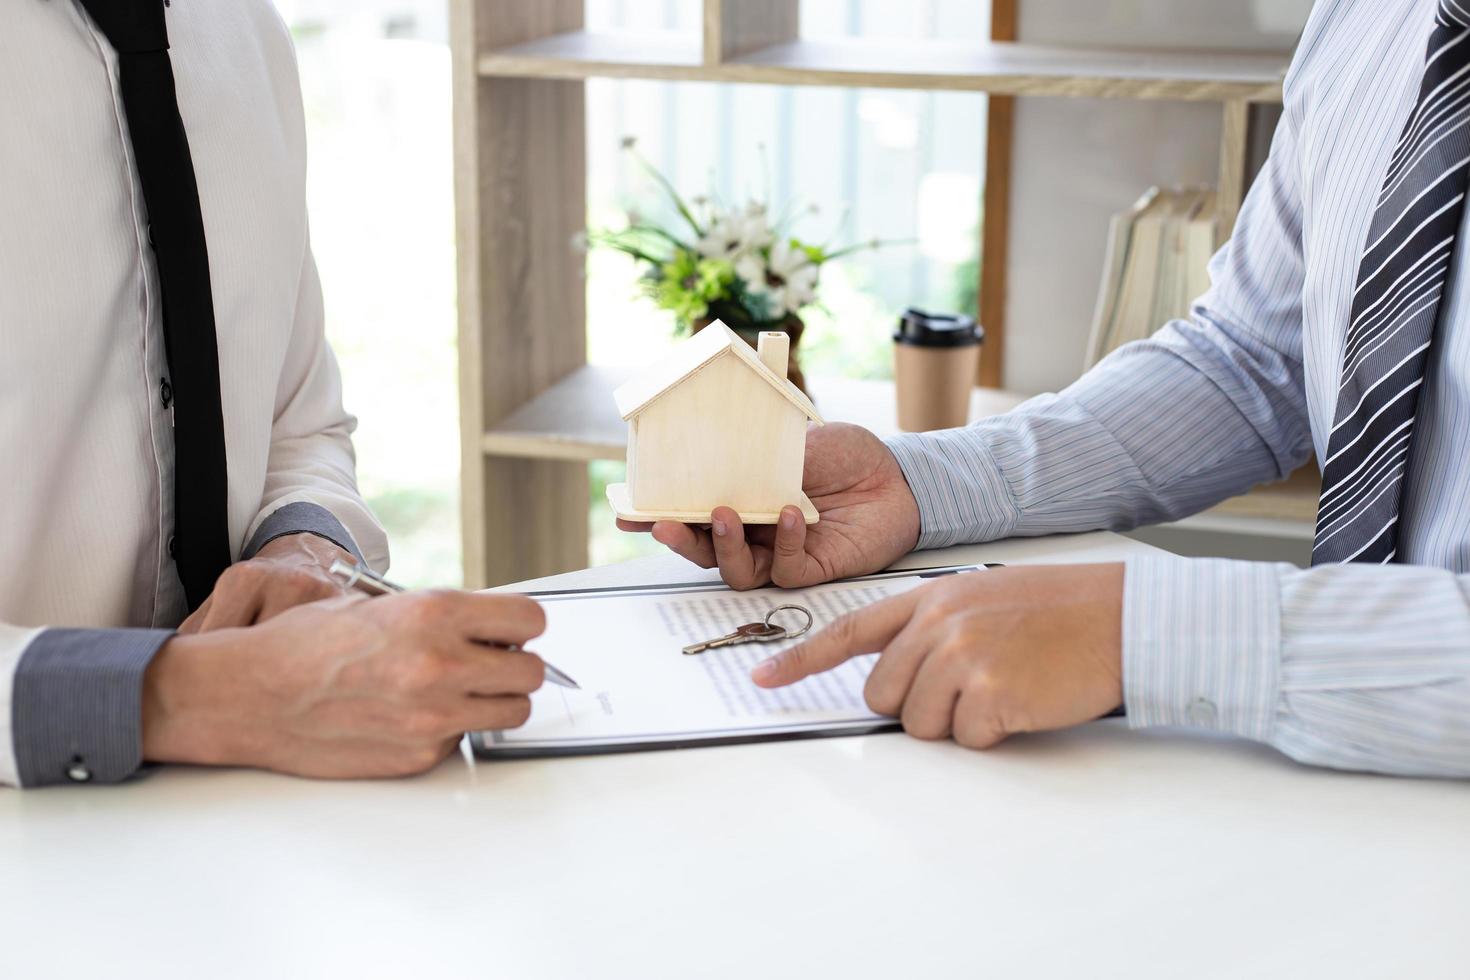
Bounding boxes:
[1085,186,1220,370]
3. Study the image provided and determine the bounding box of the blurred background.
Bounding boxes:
[270,0,988,586]
[269,0,1314,585]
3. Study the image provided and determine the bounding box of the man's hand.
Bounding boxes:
[751,564,1125,748]
[144,589,548,779]
[180,533,354,633]
[619,423,921,590]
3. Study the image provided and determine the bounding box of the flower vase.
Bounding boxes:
[693,307,809,397]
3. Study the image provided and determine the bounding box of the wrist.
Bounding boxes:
[255,531,353,571]
[881,445,923,555]
[141,633,252,767]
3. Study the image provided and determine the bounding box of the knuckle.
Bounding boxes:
[902,715,948,742]
[522,656,547,692]
[828,613,859,645]
[511,596,547,635]
[503,695,533,728]
[963,663,997,697]
[405,590,455,628]
[863,679,900,717]
[921,595,962,625]
[954,723,997,751]
[217,564,254,590]
[719,566,752,591]
[935,636,974,670]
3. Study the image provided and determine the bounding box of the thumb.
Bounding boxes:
[769,506,822,588]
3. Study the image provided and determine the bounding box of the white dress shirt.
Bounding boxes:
[889,0,1470,778]
[0,0,388,786]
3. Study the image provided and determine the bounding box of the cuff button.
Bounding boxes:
[1186,697,1218,727]
[66,759,93,783]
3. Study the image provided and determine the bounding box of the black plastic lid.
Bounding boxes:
[894,308,984,348]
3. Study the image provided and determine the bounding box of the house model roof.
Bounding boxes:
[614,321,825,424]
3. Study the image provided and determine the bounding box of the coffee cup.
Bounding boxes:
[893,309,984,432]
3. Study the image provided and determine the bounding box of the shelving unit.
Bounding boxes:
[478,32,1287,101]
[451,0,1296,588]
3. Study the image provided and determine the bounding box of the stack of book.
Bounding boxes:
[1085,187,1220,369]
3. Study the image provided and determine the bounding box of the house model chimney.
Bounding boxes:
[757,331,789,380]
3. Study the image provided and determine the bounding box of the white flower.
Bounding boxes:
[696,205,776,259]
[737,240,819,318]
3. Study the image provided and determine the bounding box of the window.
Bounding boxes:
[273,0,987,577]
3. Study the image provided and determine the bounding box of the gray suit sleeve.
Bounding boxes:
[12,628,172,787]
[242,500,364,563]
[11,504,360,787]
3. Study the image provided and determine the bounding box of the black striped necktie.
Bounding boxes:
[78,0,232,608]
[1313,1,1470,565]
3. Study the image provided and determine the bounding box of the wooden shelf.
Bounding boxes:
[484,366,1320,524]
[482,366,1030,463]
[1205,465,1320,525]
[479,32,1288,102]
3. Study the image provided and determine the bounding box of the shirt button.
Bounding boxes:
[1186,697,1218,727]
[67,762,93,783]
[160,378,173,409]
[168,535,178,560]
[147,223,156,248]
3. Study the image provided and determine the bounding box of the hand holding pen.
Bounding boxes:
[329,560,580,690]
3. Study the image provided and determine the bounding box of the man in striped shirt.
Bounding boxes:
[628,0,1470,779]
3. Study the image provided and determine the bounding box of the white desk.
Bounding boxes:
[2,532,1466,979]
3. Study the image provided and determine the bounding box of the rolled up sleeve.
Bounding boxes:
[242,500,365,564]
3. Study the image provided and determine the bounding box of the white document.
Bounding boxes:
[472,566,985,757]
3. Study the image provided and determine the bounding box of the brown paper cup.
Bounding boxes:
[894,343,982,432]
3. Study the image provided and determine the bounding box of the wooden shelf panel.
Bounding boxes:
[483,365,1320,524]
[478,32,1288,102]
[482,366,1029,462]
[1205,465,1320,524]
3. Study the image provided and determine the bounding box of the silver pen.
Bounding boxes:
[328,559,580,690]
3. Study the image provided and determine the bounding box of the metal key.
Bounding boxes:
[682,604,815,656]
[682,622,786,656]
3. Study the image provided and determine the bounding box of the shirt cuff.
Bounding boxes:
[1122,554,1281,742]
[11,628,173,787]
[883,429,1018,550]
[243,501,364,563]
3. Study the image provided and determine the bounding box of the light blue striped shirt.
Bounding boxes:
[887,0,1470,778]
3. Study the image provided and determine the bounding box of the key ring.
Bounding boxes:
[764,604,813,640]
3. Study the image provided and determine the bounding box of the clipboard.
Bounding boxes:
[469,564,997,760]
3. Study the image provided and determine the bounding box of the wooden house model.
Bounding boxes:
[606,322,825,525]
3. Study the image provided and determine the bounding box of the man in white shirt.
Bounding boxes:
[0,0,543,787]
[629,0,1470,778]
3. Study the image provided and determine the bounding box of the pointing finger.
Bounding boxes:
[751,588,922,688]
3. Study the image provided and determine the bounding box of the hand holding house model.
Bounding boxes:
[607,322,825,525]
